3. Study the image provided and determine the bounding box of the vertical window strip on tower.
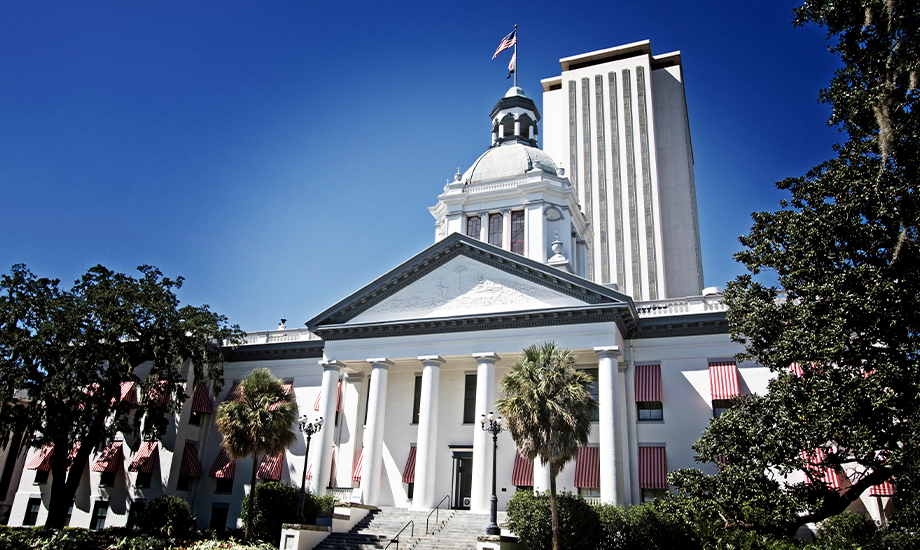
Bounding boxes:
[581,77,595,278]
[636,66,659,300]
[510,211,525,254]
[622,68,642,298]
[488,214,503,247]
[608,71,626,289]
[568,80,578,195]
[595,73,610,284]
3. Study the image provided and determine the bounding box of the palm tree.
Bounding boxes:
[496,342,596,550]
[215,368,297,542]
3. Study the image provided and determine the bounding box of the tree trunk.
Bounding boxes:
[245,452,258,542]
[44,440,92,528]
[549,472,559,550]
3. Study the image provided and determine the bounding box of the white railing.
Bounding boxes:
[635,295,727,318]
[226,328,321,347]
[328,487,354,503]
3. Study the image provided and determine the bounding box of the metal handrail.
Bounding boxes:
[384,520,414,550]
[426,494,451,535]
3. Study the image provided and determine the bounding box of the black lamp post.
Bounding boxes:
[480,411,505,536]
[293,414,324,525]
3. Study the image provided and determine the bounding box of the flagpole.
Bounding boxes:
[513,24,518,88]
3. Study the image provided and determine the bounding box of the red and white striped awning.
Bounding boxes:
[179,441,202,478]
[146,380,169,406]
[281,380,293,394]
[314,381,343,412]
[306,447,336,486]
[401,446,417,484]
[511,451,533,487]
[709,362,740,400]
[191,382,213,414]
[352,447,364,482]
[639,446,668,489]
[635,364,662,402]
[209,447,236,479]
[870,479,895,497]
[801,449,840,489]
[223,381,242,403]
[129,442,159,473]
[26,446,54,471]
[92,442,123,473]
[67,442,82,470]
[120,382,138,405]
[573,447,600,488]
[257,453,283,481]
[790,363,804,377]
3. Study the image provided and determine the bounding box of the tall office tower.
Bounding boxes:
[542,40,704,300]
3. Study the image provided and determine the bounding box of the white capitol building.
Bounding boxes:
[1,40,893,532]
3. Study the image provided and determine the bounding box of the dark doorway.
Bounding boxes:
[452,451,473,509]
[209,504,229,533]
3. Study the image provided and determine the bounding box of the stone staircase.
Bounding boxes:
[312,506,507,550]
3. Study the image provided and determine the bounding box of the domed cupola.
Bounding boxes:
[491,86,540,147]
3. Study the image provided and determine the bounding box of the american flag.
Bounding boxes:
[492,29,517,59]
[507,52,516,78]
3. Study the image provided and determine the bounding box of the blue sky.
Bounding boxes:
[0,1,840,332]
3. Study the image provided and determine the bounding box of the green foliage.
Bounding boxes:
[0,526,277,550]
[672,0,920,534]
[0,264,244,528]
[505,490,601,550]
[239,481,299,544]
[141,495,196,538]
[814,512,879,550]
[300,492,336,525]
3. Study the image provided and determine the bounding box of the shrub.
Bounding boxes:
[506,490,601,550]
[815,512,880,550]
[240,481,300,544]
[301,492,336,525]
[141,495,196,538]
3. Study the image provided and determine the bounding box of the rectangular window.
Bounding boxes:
[406,482,415,500]
[209,504,229,533]
[510,211,525,254]
[463,374,477,424]
[363,375,371,426]
[642,488,668,502]
[412,375,422,424]
[135,471,152,488]
[712,399,732,418]
[99,470,116,486]
[466,216,481,239]
[127,501,145,530]
[176,476,192,491]
[189,411,202,426]
[488,214,503,247]
[215,477,234,494]
[90,500,108,530]
[637,401,663,421]
[584,368,599,422]
[34,468,49,484]
[23,498,41,526]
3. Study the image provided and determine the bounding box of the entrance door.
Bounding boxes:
[453,451,473,509]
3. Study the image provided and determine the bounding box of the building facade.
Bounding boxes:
[4,41,893,531]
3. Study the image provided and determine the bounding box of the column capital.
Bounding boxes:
[472,352,500,365]
[594,346,621,360]
[418,355,446,366]
[367,358,394,369]
[344,372,366,381]
[319,360,346,371]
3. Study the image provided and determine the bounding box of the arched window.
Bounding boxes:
[466,216,481,239]
[488,214,503,247]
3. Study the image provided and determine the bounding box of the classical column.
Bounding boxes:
[340,372,368,489]
[470,352,499,513]
[533,459,551,494]
[311,361,343,494]
[361,358,392,505]
[412,355,444,510]
[595,346,622,505]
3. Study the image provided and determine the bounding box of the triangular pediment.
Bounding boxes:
[347,255,586,324]
[308,233,635,334]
